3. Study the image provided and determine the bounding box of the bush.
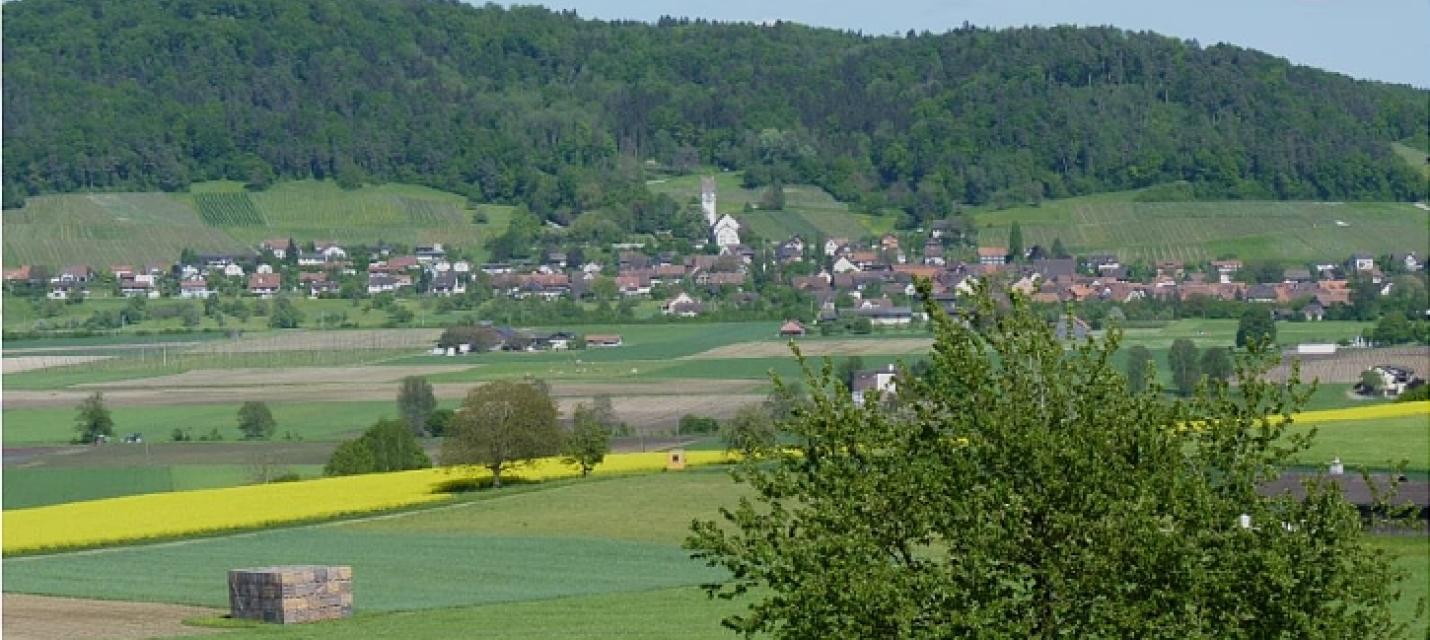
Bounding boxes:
[678,414,720,435]
[324,418,432,476]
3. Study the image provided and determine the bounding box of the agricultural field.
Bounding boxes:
[974,189,1430,264]
[1,180,512,267]
[646,171,897,240]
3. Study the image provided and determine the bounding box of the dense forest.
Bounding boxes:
[3,0,1426,226]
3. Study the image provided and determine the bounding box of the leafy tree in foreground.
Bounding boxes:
[325,418,432,476]
[441,381,562,488]
[1201,345,1234,382]
[73,392,114,443]
[397,376,438,436]
[1124,344,1154,393]
[1236,307,1277,348]
[237,401,277,440]
[562,402,612,477]
[688,282,1410,639]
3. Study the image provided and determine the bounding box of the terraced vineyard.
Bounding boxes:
[976,190,1430,264]
[1,193,249,266]
[193,193,265,226]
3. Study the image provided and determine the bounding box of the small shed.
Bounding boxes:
[779,320,807,337]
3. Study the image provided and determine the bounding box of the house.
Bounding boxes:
[179,278,214,299]
[778,320,807,337]
[530,331,578,351]
[777,237,805,263]
[662,292,703,317]
[712,214,741,247]
[47,282,86,300]
[824,237,849,257]
[260,238,293,259]
[698,271,747,288]
[55,265,94,284]
[298,273,337,297]
[222,263,246,277]
[1393,252,1423,272]
[1357,365,1421,397]
[585,334,624,348]
[832,256,860,274]
[1246,284,1279,303]
[248,273,282,297]
[1302,301,1325,321]
[1347,253,1376,272]
[110,265,136,279]
[4,265,33,285]
[415,244,446,262]
[923,241,945,266]
[616,275,651,296]
[977,247,1007,266]
[118,278,158,299]
[431,272,466,297]
[316,243,348,261]
[1283,267,1313,283]
[855,305,914,326]
[852,365,898,407]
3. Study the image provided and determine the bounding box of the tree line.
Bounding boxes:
[4,0,1425,226]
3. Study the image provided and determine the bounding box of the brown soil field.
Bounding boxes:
[557,393,765,433]
[685,337,932,359]
[10,377,762,410]
[80,364,475,388]
[1269,346,1430,383]
[1,355,114,374]
[187,329,441,353]
[1,594,222,640]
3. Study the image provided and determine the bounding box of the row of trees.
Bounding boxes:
[74,394,278,443]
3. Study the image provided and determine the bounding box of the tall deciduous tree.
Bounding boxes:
[1236,307,1277,348]
[1200,346,1234,382]
[237,401,277,440]
[1125,344,1154,393]
[73,392,114,443]
[441,381,562,487]
[562,402,612,477]
[688,284,1409,638]
[1168,338,1201,396]
[397,376,438,436]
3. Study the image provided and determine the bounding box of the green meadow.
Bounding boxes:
[974,190,1429,264]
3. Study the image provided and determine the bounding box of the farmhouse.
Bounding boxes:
[977,247,1007,266]
[852,365,898,407]
[1357,365,1422,397]
[180,277,214,299]
[585,334,624,348]
[431,272,466,297]
[248,273,282,298]
[663,292,703,317]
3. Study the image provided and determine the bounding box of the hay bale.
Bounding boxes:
[228,565,352,624]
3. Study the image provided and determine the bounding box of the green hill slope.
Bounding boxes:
[974,190,1430,264]
[1,181,510,267]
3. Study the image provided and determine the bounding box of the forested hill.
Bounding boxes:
[3,0,1426,225]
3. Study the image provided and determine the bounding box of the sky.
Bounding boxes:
[510,0,1429,88]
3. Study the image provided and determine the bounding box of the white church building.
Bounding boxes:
[701,175,740,248]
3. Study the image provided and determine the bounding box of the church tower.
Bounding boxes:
[700,176,717,226]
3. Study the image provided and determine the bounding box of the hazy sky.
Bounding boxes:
[512,0,1429,88]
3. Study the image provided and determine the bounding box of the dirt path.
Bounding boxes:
[1,594,223,640]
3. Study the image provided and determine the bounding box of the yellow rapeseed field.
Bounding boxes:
[1287,401,1428,424]
[2,451,732,555]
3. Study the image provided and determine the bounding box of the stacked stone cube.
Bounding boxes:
[228,565,353,624]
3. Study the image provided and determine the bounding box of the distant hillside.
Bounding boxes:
[2,0,1426,228]
[1,181,511,267]
[974,189,1430,264]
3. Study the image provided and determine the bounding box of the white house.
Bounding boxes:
[832,256,860,274]
[852,365,899,407]
[824,238,849,257]
[179,278,214,299]
[712,214,741,248]
[316,243,348,261]
[662,292,703,317]
[255,264,274,274]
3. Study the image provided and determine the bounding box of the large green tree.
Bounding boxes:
[1124,344,1154,393]
[73,392,114,443]
[1236,307,1277,348]
[441,381,563,488]
[325,418,432,476]
[688,285,1410,638]
[562,402,612,477]
[397,376,438,437]
[236,401,277,440]
[1167,338,1202,396]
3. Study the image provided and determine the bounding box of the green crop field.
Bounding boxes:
[2,180,511,267]
[0,399,444,445]
[975,190,1430,264]
[1288,413,1430,473]
[194,193,266,226]
[2,464,324,510]
[5,470,1424,639]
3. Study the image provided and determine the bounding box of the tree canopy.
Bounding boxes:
[325,418,432,476]
[4,0,1425,220]
[441,380,563,487]
[688,284,1409,638]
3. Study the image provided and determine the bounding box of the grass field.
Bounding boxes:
[975,189,1430,264]
[5,470,1424,638]
[2,180,512,267]
[646,172,897,240]
[2,465,323,510]
[1289,413,1430,473]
